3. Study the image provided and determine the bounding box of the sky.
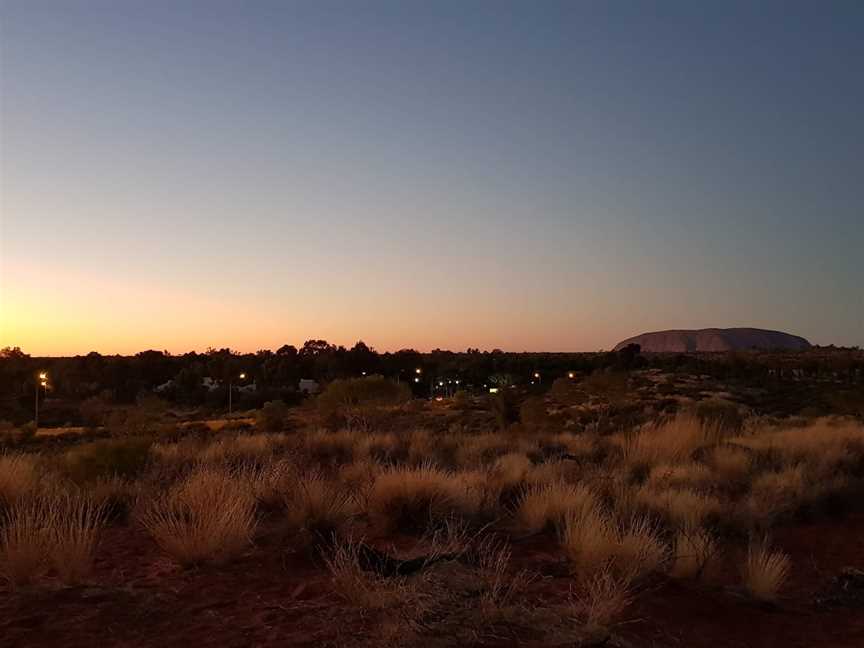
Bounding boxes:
[1,1,862,355]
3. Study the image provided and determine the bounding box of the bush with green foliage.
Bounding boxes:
[256,400,291,432]
[489,389,519,431]
[62,437,152,483]
[317,376,411,418]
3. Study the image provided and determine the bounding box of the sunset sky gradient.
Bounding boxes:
[2,1,862,355]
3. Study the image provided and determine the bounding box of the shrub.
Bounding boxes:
[317,377,411,421]
[489,389,519,431]
[62,437,152,483]
[137,467,257,565]
[452,390,471,409]
[742,538,790,601]
[256,400,291,432]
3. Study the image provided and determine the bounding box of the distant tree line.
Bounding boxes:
[1,341,861,425]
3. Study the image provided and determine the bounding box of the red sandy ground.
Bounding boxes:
[2,513,863,648]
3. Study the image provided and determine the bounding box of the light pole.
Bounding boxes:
[228,372,245,415]
[35,372,47,430]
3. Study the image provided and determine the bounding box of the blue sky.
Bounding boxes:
[1,1,862,354]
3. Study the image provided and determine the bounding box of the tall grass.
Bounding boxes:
[366,462,480,532]
[515,481,598,533]
[138,467,257,565]
[0,454,42,507]
[1,492,107,587]
[742,538,790,601]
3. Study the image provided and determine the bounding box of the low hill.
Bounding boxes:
[613,328,812,353]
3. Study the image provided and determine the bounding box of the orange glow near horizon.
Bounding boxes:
[0,261,634,356]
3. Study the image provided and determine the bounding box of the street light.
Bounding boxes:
[35,372,48,431]
[228,372,246,415]
[568,372,575,379]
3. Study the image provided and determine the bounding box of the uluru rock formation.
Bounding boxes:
[613,328,812,353]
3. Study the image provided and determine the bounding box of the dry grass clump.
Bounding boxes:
[553,432,596,459]
[86,475,136,521]
[304,429,358,465]
[283,470,355,536]
[746,465,808,522]
[367,462,480,532]
[733,418,864,465]
[338,459,379,493]
[526,460,579,486]
[241,460,295,509]
[406,429,436,465]
[516,481,598,533]
[647,462,713,490]
[150,440,203,472]
[45,492,108,584]
[476,535,536,614]
[0,493,107,588]
[567,564,634,631]
[455,433,512,467]
[322,537,421,611]
[635,486,724,528]
[742,538,790,601]
[138,466,257,565]
[560,508,668,580]
[200,434,274,466]
[0,454,42,507]
[622,414,710,468]
[559,506,617,575]
[708,444,752,480]
[613,515,669,580]
[0,497,52,587]
[487,453,532,506]
[670,526,718,579]
[354,432,402,463]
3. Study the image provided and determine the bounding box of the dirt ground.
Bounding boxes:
[2,510,863,648]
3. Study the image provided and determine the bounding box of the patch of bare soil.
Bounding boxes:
[2,514,864,647]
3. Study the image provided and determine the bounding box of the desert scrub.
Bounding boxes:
[742,538,790,601]
[567,564,634,632]
[0,497,52,587]
[282,470,355,537]
[45,492,108,584]
[366,462,480,533]
[62,437,152,483]
[137,466,257,565]
[0,492,107,587]
[670,525,718,579]
[0,453,42,507]
[515,481,599,533]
